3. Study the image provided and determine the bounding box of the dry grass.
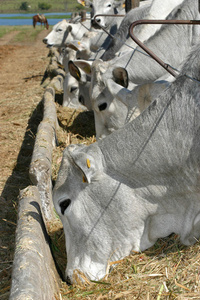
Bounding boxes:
[55,231,200,299]
[52,103,96,182]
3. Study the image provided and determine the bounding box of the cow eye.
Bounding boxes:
[60,199,71,215]
[70,86,78,93]
[98,103,107,111]
[79,95,85,105]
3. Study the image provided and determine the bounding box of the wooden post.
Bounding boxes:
[29,87,58,223]
[80,10,86,21]
[10,186,61,300]
[125,0,140,13]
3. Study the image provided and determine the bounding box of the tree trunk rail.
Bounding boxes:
[10,61,64,299]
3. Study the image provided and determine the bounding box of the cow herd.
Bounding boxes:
[43,0,200,284]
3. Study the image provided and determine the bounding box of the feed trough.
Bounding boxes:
[10,69,64,299]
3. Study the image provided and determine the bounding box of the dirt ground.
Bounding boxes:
[0,29,50,299]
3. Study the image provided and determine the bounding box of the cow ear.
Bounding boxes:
[112,67,129,88]
[77,0,86,6]
[73,60,92,75]
[77,0,91,7]
[76,155,96,184]
[67,25,72,32]
[68,60,81,81]
[66,42,80,51]
[67,40,87,51]
[68,145,99,183]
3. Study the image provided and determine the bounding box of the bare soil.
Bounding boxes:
[0,29,49,299]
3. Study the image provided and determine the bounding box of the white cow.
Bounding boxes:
[58,47,87,109]
[53,41,200,284]
[70,0,152,61]
[69,0,199,134]
[69,59,169,138]
[68,60,93,110]
[73,0,125,60]
[71,0,184,61]
[78,0,124,29]
[63,0,182,111]
[58,0,125,108]
[102,0,184,60]
[43,19,91,48]
[63,73,84,109]
[99,0,200,86]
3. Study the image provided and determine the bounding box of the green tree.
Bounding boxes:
[38,2,52,10]
[20,1,29,11]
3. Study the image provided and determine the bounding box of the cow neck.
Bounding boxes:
[97,74,200,186]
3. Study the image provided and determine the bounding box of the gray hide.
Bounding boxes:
[53,42,200,283]
[68,60,93,110]
[61,48,88,109]
[70,0,199,114]
[102,0,184,60]
[70,0,126,61]
[101,2,151,61]
[87,0,125,29]
[68,61,169,139]
[63,72,87,109]
[101,0,200,85]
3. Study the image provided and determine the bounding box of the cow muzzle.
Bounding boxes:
[91,18,103,29]
[43,38,47,44]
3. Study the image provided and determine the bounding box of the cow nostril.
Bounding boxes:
[91,19,101,29]
[70,86,78,93]
[98,103,107,111]
[60,199,71,215]
[79,95,85,105]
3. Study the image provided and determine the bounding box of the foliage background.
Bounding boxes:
[0,0,83,13]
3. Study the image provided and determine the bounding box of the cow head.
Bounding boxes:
[53,143,151,283]
[43,20,72,48]
[69,59,129,139]
[68,60,93,110]
[67,39,92,60]
[63,73,82,109]
[78,0,124,29]
[68,59,132,139]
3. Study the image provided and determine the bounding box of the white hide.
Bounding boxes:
[132,0,185,44]
[43,19,91,48]
[63,73,87,110]
[78,0,124,28]
[70,59,169,139]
